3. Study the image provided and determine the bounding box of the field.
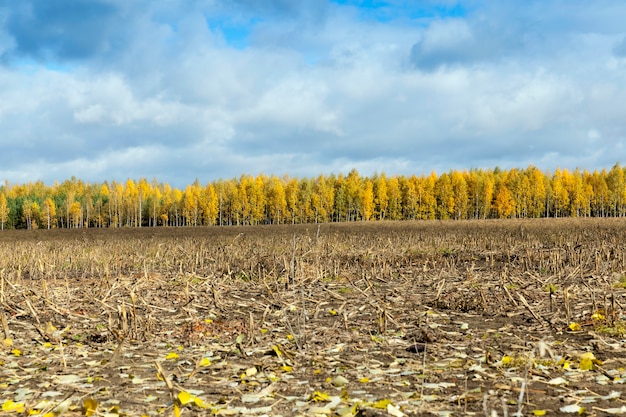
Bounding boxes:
[1,219,626,416]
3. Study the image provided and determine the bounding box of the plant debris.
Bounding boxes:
[0,219,625,416]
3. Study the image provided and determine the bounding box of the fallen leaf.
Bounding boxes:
[2,400,25,413]
[387,403,406,417]
[333,376,349,387]
[310,391,331,402]
[178,391,193,406]
[83,398,98,416]
[560,404,584,413]
[568,322,582,332]
[548,377,568,385]
[372,399,392,409]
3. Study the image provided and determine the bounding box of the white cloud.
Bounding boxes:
[1,0,626,186]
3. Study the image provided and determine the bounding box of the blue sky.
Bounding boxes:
[1,0,625,187]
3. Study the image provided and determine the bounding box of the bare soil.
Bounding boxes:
[1,219,625,416]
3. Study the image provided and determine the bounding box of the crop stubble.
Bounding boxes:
[0,218,625,416]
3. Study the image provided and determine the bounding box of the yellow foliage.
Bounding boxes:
[591,312,605,321]
[2,400,25,413]
[83,398,98,416]
[198,357,211,367]
[568,322,582,332]
[310,391,331,402]
[371,399,392,409]
[579,352,602,371]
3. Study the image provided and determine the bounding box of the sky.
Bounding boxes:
[1,0,626,187]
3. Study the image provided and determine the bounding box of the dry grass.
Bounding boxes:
[1,218,625,416]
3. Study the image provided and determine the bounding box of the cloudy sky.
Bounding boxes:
[1,0,625,187]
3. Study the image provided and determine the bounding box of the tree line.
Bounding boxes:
[1,164,626,230]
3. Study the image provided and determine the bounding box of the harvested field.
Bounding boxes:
[1,218,626,416]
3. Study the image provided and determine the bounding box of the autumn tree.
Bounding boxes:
[69,201,82,228]
[386,176,402,220]
[493,183,515,218]
[203,183,219,225]
[41,198,56,229]
[0,193,8,230]
[552,169,570,217]
[589,170,609,217]
[435,173,454,220]
[361,179,374,221]
[450,171,468,219]
[374,173,389,220]
[312,174,333,223]
[606,163,626,216]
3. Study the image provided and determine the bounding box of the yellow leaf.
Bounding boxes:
[579,352,600,371]
[173,403,181,417]
[372,399,392,409]
[271,345,282,357]
[359,377,370,383]
[193,397,209,409]
[568,322,582,332]
[579,355,594,371]
[591,312,605,321]
[11,349,21,357]
[310,391,331,402]
[329,309,338,316]
[178,391,193,406]
[501,355,513,366]
[165,352,179,360]
[198,357,211,367]
[557,357,571,369]
[281,365,293,372]
[204,319,213,324]
[2,400,25,413]
[260,328,268,334]
[286,334,294,341]
[83,398,98,416]
[532,410,546,416]
[313,369,322,375]
[579,358,593,371]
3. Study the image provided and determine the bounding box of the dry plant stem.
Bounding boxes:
[154,360,175,400]
[0,269,4,304]
[564,287,571,324]
[517,293,543,325]
[39,390,77,416]
[22,294,41,325]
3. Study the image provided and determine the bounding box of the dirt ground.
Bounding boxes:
[1,219,625,416]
